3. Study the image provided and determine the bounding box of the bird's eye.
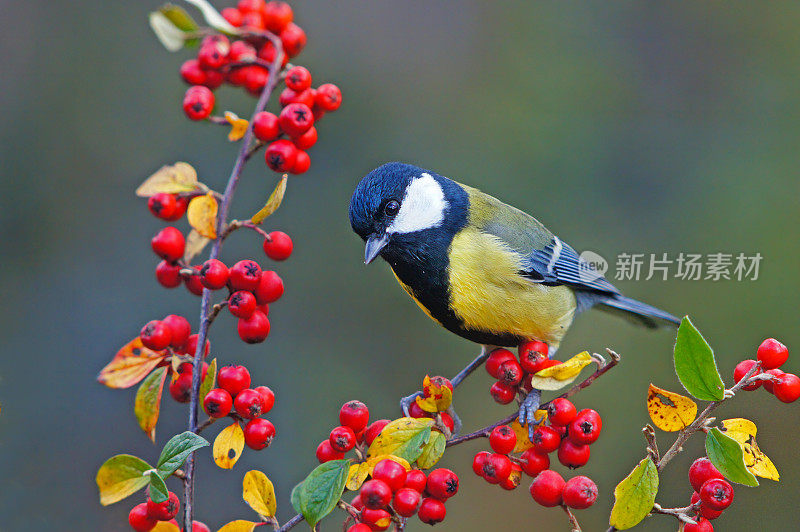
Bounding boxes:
[383,200,400,217]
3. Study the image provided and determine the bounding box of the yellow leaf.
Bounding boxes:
[225,111,249,142]
[134,367,168,442]
[184,229,211,263]
[136,162,200,197]
[251,175,288,224]
[416,431,446,469]
[242,470,277,518]
[214,421,245,469]
[152,522,181,532]
[647,384,698,432]
[609,458,659,530]
[366,454,411,471]
[527,351,594,391]
[95,454,151,506]
[97,337,168,389]
[720,418,780,481]
[187,193,218,238]
[217,520,257,532]
[416,375,453,413]
[509,412,547,453]
[367,417,434,464]
[346,462,370,491]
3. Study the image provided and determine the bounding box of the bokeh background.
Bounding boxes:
[1,1,799,530]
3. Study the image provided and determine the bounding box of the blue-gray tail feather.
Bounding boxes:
[594,295,680,329]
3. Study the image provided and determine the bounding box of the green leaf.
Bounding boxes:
[160,4,199,31]
[148,470,169,504]
[673,316,726,401]
[184,0,239,33]
[416,431,446,469]
[705,427,759,487]
[96,454,152,506]
[157,431,210,477]
[290,459,350,528]
[366,417,433,464]
[149,11,187,52]
[609,457,659,530]
[134,366,168,442]
[199,358,217,406]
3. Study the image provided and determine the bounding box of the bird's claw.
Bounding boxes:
[399,391,423,416]
[518,388,542,440]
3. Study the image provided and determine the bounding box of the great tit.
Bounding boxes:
[349,162,679,425]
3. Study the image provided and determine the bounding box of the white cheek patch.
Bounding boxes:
[387,173,448,234]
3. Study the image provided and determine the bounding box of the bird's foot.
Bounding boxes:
[518,388,543,440]
[399,391,423,417]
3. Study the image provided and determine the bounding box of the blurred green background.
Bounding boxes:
[1,1,798,530]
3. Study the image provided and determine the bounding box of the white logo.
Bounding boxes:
[578,250,608,282]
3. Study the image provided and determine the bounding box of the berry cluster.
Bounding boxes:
[151,225,289,344]
[734,338,799,402]
[128,491,183,532]
[316,401,389,463]
[349,464,459,529]
[486,342,562,404]
[179,0,342,175]
[681,457,735,531]
[204,365,276,450]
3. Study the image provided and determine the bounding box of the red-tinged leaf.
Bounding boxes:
[135,367,168,442]
[98,338,168,389]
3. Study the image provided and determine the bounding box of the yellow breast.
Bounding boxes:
[447,227,576,348]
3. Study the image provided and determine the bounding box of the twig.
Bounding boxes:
[643,424,660,463]
[561,505,582,532]
[196,417,217,435]
[181,29,285,531]
[651,503,698,525]
[276,514,304,531]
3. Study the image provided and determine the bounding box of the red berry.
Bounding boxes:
[392,487,421,517]
[408,401,431,419]
[238,0,265,13]
[229,259,262,291]
[733,359,761,391]
[278,103,314,137]
[520,448,550,477]
[263,1,293,33]
[558,439,591,468]
[372,459,407,492]
[472,451,490,477]
[203,388,233,418]
[148,193,177,220]
[218,365,251,397]
[364,419,389,445]
[253,111,280,141]
[683,517,714,532]
[500,465,523,491]
[199,259,229,290]
[292,126,317,150]
[244,65,269,95]
[263,231,293,261]
[265,139,298,172]
[228,40,256,62]
[197,43,228,70]
[315,83,342,111]
[221,7,243,27]
[329,425,357,453]
[698,478,734,511]
[184,333,210,358]
[482,453,512,484]
[280,23,306,57]
[169,371,193,403]
[361,479,392,509]
[162,314,191,349]
[426,468,458,500]
[568,409,602,445]
[291,149,311,174]
[757,338,789,370]
[404,469,427,492]
[191,522,211,532]
[151,226,185,262]
[340,400,370,432]
[146,491,180,520]
[166,196,189,221]
[128,503,157,531]
[347,525,371,532]
[202,68,225,90]
[418,497,446,525]
[242,11,265,29]
[254,386,275,413]
[773,372,800,403]
[229,290,257,318]
[244,418,276,450]
[438,411,455,433]
[155,260,182,288]
[140,320,172,351]
[180,59,208,85]
[279,87,316,108]
[691,491,723,520]
[763,368,785,394]
[183,266,204,296]
[498,359,524,386]
[234,389,264,419]
[533,425,561,454]
[254,270,284,304]
[315,439,344,462]
[485,348,515,378]
[237,309,271,344]
[183,85,214,120]
[689,457,724,492]
[529,469,565,507]
[361,508,391,530]
[489,425,517,455]
[285,66,312,92]
[518,340,549,373]
[489,380,517,404]
[562,476,597,509]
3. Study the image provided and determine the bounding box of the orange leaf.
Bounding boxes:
[97,338,168,389]
[134,367,168,442]
[415,375,453,413]
[187,193,218,238]
[224,111,249,142]
[647,384,697,432]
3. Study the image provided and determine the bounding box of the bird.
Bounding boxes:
[349,162,679,429]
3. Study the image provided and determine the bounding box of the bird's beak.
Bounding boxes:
[364,233,389,264]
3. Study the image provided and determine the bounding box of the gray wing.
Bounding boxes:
[523,236,620,295]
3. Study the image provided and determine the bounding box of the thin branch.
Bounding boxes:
[277,514,304,532]
[196,416,217,435]
[561,505,582,532]
[643,424,660,463]
[651,503,698,525]
[182,29,285,531]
